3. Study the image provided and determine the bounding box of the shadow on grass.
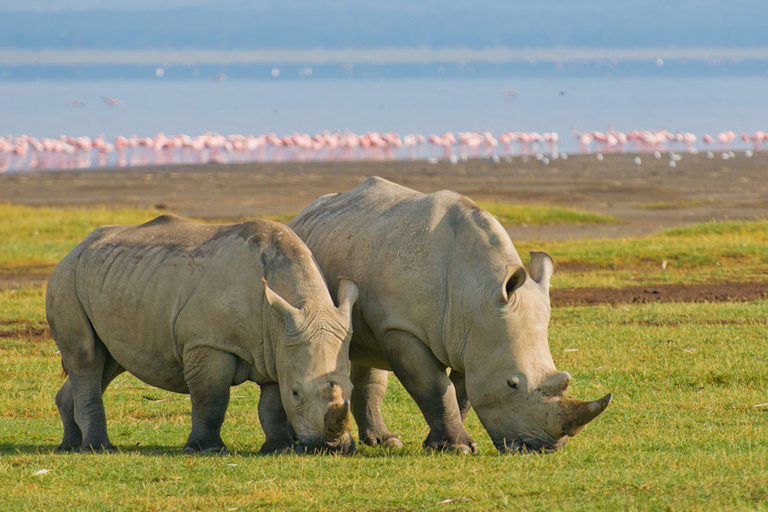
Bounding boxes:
[0,442,260,457]
[0,442,428,459]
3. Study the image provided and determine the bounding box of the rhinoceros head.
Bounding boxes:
[263,277,359,454]
[465,252,611,453]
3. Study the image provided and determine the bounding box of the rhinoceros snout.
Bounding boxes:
[294,432,356,455]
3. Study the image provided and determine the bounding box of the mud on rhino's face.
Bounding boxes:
[466,255,611,453]
[264,278,358,454]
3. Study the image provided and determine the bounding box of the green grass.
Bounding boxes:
[516,219,768,288]
[640,200,712,210]
[1,293,767,510]
[0,203,165,275]
[2,204,768,510]
[478,201,619,226]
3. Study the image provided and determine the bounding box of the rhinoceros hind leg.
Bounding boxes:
[65,343,117,452]
[350,364,403,448]
[50,277,118,452]
[55,378,82,451]
[182,347,237,454]
[55,356,125,452]
[381,330,477,453]
[257,383,297,454]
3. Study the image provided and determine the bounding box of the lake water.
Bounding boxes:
[1,76,767,154]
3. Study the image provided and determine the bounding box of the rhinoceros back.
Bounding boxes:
[289,177,522,367]
[47,215,326,388]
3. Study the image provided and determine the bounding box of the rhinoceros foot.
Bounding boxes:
[258,439,296,455]
[79,442,117,454]
[182,442,228,455]
[423,431,478,454]
[55,440,81,452]
[362,432,404,449]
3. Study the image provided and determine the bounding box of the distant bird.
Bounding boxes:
[67,100,86,108]
[559,91,566,96]
[102,97,123,106]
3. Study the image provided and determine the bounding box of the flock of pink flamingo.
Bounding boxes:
[571,128,768,154]
[1,128,766,172]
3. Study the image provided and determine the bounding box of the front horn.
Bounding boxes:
[559,393,612,437]
[323,400,352,439]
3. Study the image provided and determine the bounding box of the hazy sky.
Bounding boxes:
[1,1,764,54]
[1,0,761,11]
[0,0,209,10]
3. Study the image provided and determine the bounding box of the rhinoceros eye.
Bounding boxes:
[507,377,520,390]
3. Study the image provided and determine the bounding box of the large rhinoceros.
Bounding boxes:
[46,215,359,454]
[289,177,611,453]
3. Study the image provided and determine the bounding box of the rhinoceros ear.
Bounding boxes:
[529,251,554,293]
[500,264,527,303]
[262,278,302,331]
[335,276,359,316]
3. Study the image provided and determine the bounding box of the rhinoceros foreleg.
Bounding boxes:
[421,370,473,451]
[380,330,478,453]
[350,364,403,448]
[182,346,237,454]
[257,383,297,454]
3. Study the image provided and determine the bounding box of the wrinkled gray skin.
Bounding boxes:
[46,215,358,454]
[289,177,611,454]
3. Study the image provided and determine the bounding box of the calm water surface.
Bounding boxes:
[1,77,766,152]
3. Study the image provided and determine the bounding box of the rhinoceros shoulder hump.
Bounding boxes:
[138,214,186,228]
[237,220,311,254]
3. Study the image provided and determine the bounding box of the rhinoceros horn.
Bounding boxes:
[262,277,303,332]
[559,393,612,437]
[323,399,352,439]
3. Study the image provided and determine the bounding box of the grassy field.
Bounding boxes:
[1,204,767,510]
[477,201,619,226]
[4,203,767,289]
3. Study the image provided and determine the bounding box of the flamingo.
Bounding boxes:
[2,126,765,172]
[717,131,736,150]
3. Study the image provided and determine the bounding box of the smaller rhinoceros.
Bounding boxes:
[46,215,358,454]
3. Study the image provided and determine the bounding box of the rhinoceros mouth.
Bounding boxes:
[493,435,568,454]
[294,432,357,455]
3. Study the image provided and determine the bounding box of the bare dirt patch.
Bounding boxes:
[0,322,51,343]
[0,272,49,290]
[551,282,768,306]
